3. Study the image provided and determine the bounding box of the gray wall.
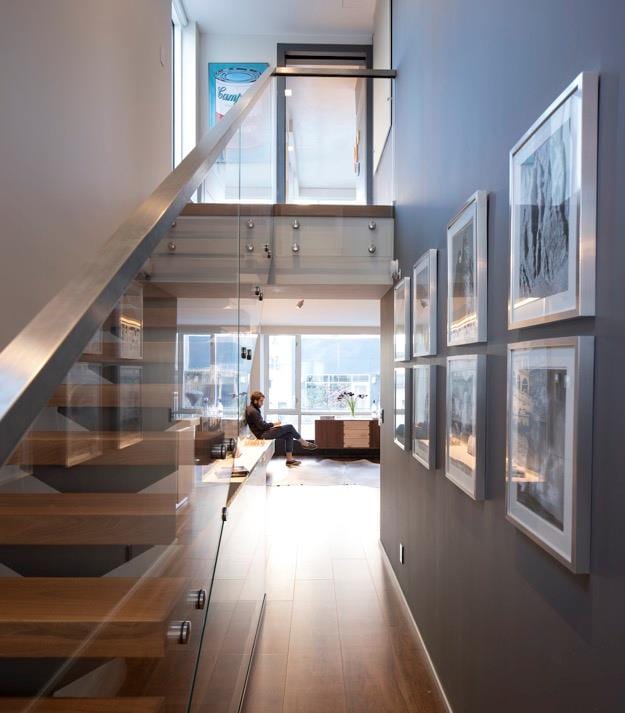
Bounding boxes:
[380,1,625,711]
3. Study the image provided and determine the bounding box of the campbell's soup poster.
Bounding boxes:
[209,63,269,127]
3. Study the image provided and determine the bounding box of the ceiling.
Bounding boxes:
[182,0,376,36]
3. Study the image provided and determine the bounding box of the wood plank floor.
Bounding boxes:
[242,480,446,713]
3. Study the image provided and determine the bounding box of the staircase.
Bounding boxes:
[0,62,395,712]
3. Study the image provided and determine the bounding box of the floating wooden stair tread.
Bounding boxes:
[8,432,185,467]
[0,698,164,712]
[49,384,173,408]
[0,494,176,545]
[0,578,185,658]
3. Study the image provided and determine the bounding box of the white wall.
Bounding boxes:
[0,0,172,350]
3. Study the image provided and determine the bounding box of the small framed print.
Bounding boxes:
[445,355,486,499]
[506,337,594,573]
[509,72,598,328]
[412,250,437,357]
[394,367,409,450]
[447,191,488,346]
[412,364,436,469]
[394,277,411,362]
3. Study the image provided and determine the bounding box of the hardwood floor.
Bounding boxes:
[242,478,446,713]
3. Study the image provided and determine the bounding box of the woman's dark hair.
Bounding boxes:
[250,391,265,406]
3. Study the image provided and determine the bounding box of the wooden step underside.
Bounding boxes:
[0,578,184,658]
[0,698,164,713]
[0,494,176,545]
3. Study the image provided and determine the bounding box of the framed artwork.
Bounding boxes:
[394,277,411,362]
[445,355,486,499]
[209,63,269,127]
[506,337,594,573]
[412,364,436,469]
[394,367,409,450]
[412,250,437,357]
[509,72,598,329]
[447,191,488,346]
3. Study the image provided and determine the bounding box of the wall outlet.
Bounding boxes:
[399,542,405,564]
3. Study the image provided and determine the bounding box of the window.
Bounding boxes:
[265,334,380,439]
[180,333,239,416]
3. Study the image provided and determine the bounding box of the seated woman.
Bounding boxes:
[245,391,316,467]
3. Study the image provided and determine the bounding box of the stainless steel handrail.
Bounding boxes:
[0,65,275,466]
[273,67,397,79]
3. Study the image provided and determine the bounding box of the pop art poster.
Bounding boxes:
[208,63,269,127]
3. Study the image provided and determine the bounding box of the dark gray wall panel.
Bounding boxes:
[381,1,625,711]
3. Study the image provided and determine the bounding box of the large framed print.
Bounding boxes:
[394,367,409,450]
[509,72,598,329]
[445,355,486,499]
[506,337,594,573]
[412,250,437,357]
[412,364,436,469]
[447,191,488,346]
[394,277,411,362]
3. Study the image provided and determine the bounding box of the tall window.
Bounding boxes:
[265,334,380,439]
[171,9,182,167]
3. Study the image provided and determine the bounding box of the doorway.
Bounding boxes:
[276,44,373,204]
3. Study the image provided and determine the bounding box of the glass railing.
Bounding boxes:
[0,68,274,713]
[0,65,395,713]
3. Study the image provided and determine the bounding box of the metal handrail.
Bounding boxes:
[0,65,275,467]
[273,67,397,79]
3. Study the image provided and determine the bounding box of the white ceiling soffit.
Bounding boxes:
[182,0,376,36]
[177,298,380,328]
[257,299,380,327]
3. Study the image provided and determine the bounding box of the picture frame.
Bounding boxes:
[394,277,411,362]
[447,191,488,346]
[412,364,436,469]
[505,337,594,573]
[509,72,598,329]
[445,355,486,499]
[412,250,438,357]
[394,367,409,450]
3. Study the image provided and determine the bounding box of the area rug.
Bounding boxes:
[268,458,379,488]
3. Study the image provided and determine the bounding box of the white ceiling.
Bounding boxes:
[183,0,376,36]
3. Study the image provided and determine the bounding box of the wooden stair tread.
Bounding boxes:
[0,494,175,516]
[0,578,184,622]
[0,494,176,545]
[8,432,183,467]
[0,579,185,658]
[0,698,164,712]
[49,384,173,408]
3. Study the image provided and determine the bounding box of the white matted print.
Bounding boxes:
[445,355,486,499]
[394,367,409,450]
[509,72,598,328]
[506,337,594,573]
[412,364,436,469]
[394,277,411,362]
[412,250,438,357]
[447,192,488,346]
